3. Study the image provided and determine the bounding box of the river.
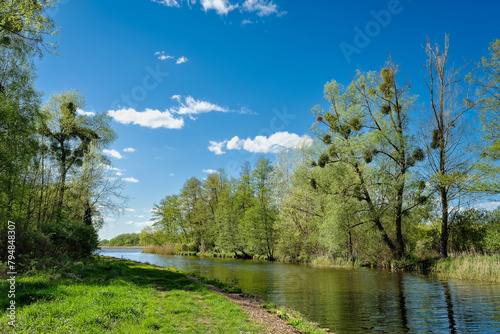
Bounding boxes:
[99,248,500,333]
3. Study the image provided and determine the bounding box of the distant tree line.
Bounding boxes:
[143,36,500,263]
[100,233,141,247]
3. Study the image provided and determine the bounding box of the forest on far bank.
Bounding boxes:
[140,36,500,264]
[1,1,500,267]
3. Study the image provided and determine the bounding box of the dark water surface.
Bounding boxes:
[99,248,500,333]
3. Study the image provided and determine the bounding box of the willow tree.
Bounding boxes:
[312,61,427,260]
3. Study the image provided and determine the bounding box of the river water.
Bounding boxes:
[99,248,500,333]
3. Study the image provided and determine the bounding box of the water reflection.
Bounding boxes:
[442,281,457,333]
[99,249,500,333]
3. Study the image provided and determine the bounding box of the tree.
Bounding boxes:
[0,0,58,55]
[179,177,211,250]
[248,156,277,260]
[312,61,427,260]
[471,39,500,193]
[40,90,116,221]
[272,144,325,261]
[151,194,185,242]
[423,35,479,258]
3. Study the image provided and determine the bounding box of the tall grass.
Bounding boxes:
[433,253,500,282]
[142,244,179,255]
[311,255,363,267]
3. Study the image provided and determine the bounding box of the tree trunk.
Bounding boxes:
[440,187,449,258]
[395,184,405,260]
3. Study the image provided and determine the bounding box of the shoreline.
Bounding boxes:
[98,246,146,249]
[138,246,500,283]
[103,256,328,333]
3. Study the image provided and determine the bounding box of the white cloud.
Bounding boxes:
[103,149,123,159]
[101,164,125,172]
[208,140,227,155]
[241,19,254,25]
[176,56,188,64]
[76,108,96,116]
[124,208,135,212]
[210,132,313,154]
[241,0,278,16]
[151,0,284,18]
[123,147,136,153]
[155,51,174,60]
[203,169,218,174]
[109,97,243,129]
[123,177,139,183]
[116,172,123,176]
[109,108,184,129]
[173,95,228,116]
[170,173,175,176]
[200,0,238,15]
[152,0,181,7]
[125,220,154,228]
[475,201,500,211]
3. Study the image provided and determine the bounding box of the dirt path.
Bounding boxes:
[106,257,305,333]
[185,274,304,334]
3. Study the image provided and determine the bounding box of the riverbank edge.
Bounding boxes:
[103,256,329,334]
[99,246,146,249]
[140,247,500,283]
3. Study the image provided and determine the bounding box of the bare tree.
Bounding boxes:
[423,35,479,258]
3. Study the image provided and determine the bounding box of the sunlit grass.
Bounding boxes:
[0,257,262,333]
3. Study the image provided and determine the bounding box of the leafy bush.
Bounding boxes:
[41,220,99,257]
[449,209,488,253]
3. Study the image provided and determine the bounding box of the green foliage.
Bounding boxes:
[0,0,58,55]
[380,103,391,115]
[311,63,427,260]
[108,233,141,246]
[430,128,442,149]
[0,219,99,263]
[99,239,110,246]
[450,209,487,252]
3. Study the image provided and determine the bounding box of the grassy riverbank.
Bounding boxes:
[0,256,327,333]
[430,253,500,283]
[0,257,262,333]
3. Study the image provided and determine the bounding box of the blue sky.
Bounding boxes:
[35,0,500,239]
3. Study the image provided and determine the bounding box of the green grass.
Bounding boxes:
[0,257,262,333]
[432,253,500,282]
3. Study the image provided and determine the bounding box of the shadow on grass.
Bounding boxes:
[0,256,207,311]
